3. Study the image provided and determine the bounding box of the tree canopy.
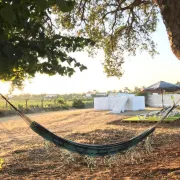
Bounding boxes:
[0,0,179,89]
[58,0,159,77]
[58,0,180,77]
[0,0,93,88]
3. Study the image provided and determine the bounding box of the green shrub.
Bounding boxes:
[57,98,65,105]
[0,109,8,117]
[84,101,94,108]
[135,91,149,97]
[18,104,24,110]
[72,99,85,109]
[61,104,69,110]
[0,109,15,117]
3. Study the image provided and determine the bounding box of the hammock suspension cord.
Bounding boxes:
[0,94,178,156]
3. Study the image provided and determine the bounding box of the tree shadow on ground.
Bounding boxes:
[66,128,138,145]
[2,126,180,179]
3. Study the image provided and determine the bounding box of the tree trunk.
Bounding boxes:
[154,0,180,60]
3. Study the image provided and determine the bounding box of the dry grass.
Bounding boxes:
[0,108,180,179]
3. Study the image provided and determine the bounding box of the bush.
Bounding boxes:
[135,91,149,97]
[61,104,69,110]
[84,101,94,108]
[18,104,24,110]
[72,99,85,109]
[57,98,65,105]
[0,109,15,117]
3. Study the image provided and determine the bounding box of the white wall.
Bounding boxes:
[94,97,109,110]
[94,96,145,111]
[146,94,180,107]
[126,96,145,111]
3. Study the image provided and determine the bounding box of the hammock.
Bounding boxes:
[0,94,176,156]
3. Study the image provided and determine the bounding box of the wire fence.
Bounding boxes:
[0,97,94,117]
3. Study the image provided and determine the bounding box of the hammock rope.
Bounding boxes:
[0,94,177,156]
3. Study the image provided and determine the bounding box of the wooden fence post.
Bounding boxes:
[5,98,9,108]
[25,99,29,109]
[41,99,44,108]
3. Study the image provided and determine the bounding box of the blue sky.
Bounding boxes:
[0,17,180,95]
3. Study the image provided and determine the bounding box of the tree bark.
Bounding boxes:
[154,0,180,60]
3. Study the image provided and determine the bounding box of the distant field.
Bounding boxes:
[0,99,93,110]
[0,99,57,109]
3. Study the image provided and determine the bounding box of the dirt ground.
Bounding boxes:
[0,108,180,180]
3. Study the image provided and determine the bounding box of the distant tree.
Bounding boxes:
[72,99,85,109]
[124,87,131,93]
[118,90,123,93]
[133,86,141,94]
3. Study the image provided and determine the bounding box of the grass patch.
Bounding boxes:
[123,114,180,122]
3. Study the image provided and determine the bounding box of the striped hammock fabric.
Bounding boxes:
[0,94,176,156]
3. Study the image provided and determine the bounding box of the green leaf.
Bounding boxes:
[56,0,75,12]
[0,4,16,25]
[35,1,48,11]
[80,65,87,71]
[0,0,92,89]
